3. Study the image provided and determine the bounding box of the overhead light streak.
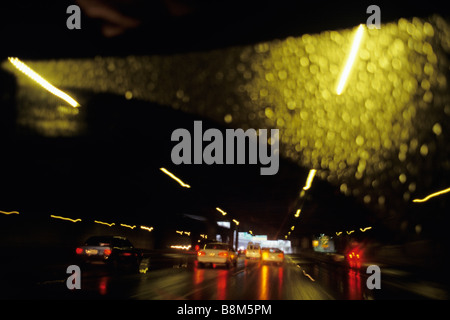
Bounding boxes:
[94,220,115,227]
[160,167,191,188]
[0,210,20,215]
[216,207,227,216]
[413,187,450,203]
[303,169,317,190]
[232,219,240,225]
[346,230,355,235]
[294,209,301,218]
[50,215,82,223]
[336,231,342,236]
[336,24,365,95]
[360,226,372,232]
[8,57,80,108]
[120,223,136,229]
[140,225,153,232]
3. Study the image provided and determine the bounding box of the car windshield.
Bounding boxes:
[84,236,132,247]
[264,248,282,253]
[205,243,228,250]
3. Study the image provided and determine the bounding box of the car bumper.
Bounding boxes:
[197,256,228,265]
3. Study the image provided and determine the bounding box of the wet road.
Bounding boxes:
[12,255,447,300]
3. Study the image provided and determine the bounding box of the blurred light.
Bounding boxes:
[103,249,112,256]
[303,169,317,190]
[336,24,365,95]
[50,214,81,223]
[8,57,80,107]
[412,187,450,203]
[294,209,301,218]
[160,168,191,188]
[290,225,295,231]
[94,220,115,227]
[302,270,315,282]
[184,231,191,236]
[312,240,319,247]
[336,232,343,236]
[120,223,136,229]
[232,219,240,225]
[75,247,83,254]
[140,225,153,232]
[216,207,227,216]
[346,230,355,235]
[171,245,192,250]
[0,210,19,215]
[176,230,183,235]
[360,226,372,232]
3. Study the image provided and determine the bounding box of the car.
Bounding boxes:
[245,242,261,260]
[197,242,237,268]
[76,235,142,272]
[261,248,284,265]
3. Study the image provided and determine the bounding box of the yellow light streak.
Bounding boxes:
[232,219,240,225]
[302,269,316,282]
[413,187,450,203]
[294,209,301,218]
[94,220,115,227]
[120,223,136,229]
[360,226,372,232]
[291,225,295,231]
[140,225,154,232]
[159,168,191,188]
[50,215,82,223]
[336,24,365,95]
[0,210,20,215]
[216,207,227,216]
[346,230,355,235]
[336,231,342,236]
[8,57,80,108]
[175,230,183,235]
[184,231,191,236]
[303,169,317,190]
[171,245,192,250]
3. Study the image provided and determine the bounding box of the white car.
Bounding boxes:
[197,242,237,268]
[261,248,284,265]
[245,243,261,260]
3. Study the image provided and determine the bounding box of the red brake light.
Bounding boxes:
[218,252,228,257]
[121,252,132,256]
[76,247,83,255]
[103,249,112,256]
[198,251,206,256]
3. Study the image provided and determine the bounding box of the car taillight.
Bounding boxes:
[198,251,206,256]
[103,249,112,256]
[278,253,284,259]
[120,252,132,256]
[348,251,361,260]
[76,247,83,255]
[218,252,228,257]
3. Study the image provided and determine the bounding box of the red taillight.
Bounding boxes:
[218,251,228,257]
[103,249,112,256]
[348,251,361,260]
[278,253,284,259]
[121,252,132,256]
[198,251,206,256]
[76,247,83,255]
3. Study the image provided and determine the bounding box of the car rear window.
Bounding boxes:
[205,243,228,250]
